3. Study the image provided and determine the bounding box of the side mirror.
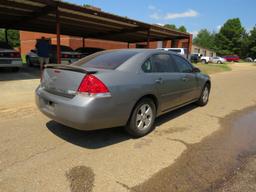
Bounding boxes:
[192,67,201,73]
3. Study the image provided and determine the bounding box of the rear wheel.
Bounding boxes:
[196,84,210,106]
[217,61,221,64]
[201,59,207,64]
[125,98,156,137]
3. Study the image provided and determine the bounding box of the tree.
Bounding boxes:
[0,29,20,47]
[178,25,187,33]
[164,24,187,33]
[248,26,256,58]
[193,29,216,50]
[215,18,245,56]
[164,24,177,30]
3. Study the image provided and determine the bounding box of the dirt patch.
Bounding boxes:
[0,105,36,120]
[132,106,256,192]
[66,166,95,192]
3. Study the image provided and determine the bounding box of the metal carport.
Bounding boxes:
[0,0,192,64]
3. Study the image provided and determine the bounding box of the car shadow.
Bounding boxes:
[46,103,198,149]
[0,65,40,81]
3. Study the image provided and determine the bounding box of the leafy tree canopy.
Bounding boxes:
[0,29,20,48]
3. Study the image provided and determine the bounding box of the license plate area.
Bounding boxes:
[43,99,55,113]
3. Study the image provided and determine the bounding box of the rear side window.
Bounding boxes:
[73,51,138,70]
[142,54,178,73]
[172,54,193,73]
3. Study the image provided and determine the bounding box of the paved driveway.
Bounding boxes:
[0,64,256,192]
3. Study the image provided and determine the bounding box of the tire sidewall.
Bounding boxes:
[126,98,156,137]
[197,84,210,106]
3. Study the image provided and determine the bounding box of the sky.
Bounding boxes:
[67,0,256,36]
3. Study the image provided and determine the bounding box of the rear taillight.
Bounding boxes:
[76,55,81,58]
[77,74,109,95]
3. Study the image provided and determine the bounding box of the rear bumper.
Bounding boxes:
[35,87,130,130]
[0,59,22,68]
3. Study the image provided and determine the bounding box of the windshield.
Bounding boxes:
[73,50,138,70]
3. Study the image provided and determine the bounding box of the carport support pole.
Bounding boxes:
[127,42,130,48]
[56,7,61,64]
[82,37,85,48]
[147,29,150,48]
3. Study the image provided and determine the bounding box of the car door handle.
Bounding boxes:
[155,78,163,84]
[181,77,188,81]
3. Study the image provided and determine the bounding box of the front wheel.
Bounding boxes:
[196,84,210,106]
[125,98,156,137]
[201,59,207,64]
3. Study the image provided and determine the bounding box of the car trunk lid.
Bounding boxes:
[41,64,96,98]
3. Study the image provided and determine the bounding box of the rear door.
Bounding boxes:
[142,54,184,112]
[171,54,199,103]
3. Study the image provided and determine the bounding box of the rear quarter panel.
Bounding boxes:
[95,70,159,123]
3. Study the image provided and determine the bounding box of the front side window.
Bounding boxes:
[172,54,193,73]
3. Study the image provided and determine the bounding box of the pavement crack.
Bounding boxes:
[0,142,65,173]
[167,138,190,148]
[116,180,135,191]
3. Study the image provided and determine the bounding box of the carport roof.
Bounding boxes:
[0,0,190,43]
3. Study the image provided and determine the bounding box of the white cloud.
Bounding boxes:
[164,9,198,20]
[190,31,199,37]
[148,6,199,20]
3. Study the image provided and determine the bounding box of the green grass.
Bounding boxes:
[193,63,231,75]
[21,54,27,64]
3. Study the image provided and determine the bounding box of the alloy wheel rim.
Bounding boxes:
[202,87,209,103]
[136,104,153,130]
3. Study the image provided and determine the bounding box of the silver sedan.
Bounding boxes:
[36,49,211,137]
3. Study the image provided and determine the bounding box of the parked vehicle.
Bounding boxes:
[190,53,201,63]
[211,56,226,64]
[223,55,240,62]
[75,47,104,58]
[36,49,211,137]
[200,56,211,64]
[158,48,188,58]
[26,45,82,66]
[245,57,253,62]
[0,41,22,72]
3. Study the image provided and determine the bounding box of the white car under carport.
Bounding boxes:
[0,41,22,72]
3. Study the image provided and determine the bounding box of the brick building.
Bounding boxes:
[19,31,190,55]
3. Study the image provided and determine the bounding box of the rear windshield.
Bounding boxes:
[73,51,138,69]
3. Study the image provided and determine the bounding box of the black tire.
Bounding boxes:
[217,61,221,64]
[125,98,156,138]
[26,56,33,67]
[201,59,207,64]
[196,84,210,106]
